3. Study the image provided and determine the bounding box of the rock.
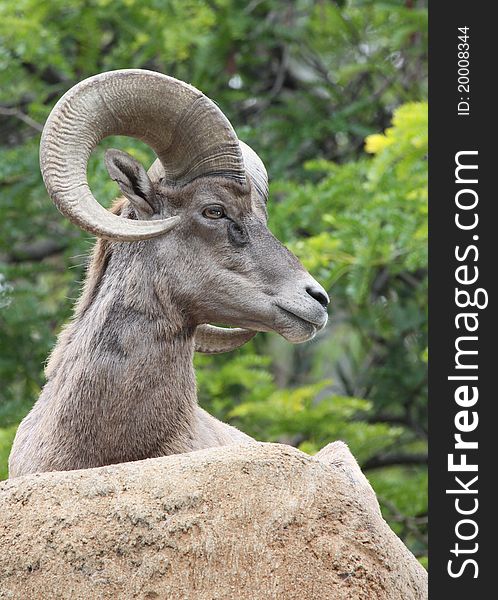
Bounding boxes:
[0,443,427,599]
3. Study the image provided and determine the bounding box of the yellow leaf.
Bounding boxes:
[365,133,390,154]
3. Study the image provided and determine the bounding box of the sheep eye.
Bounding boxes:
[202,205,225,219]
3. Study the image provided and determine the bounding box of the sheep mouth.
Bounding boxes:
[273,305,325,343]
[275,303,328,329]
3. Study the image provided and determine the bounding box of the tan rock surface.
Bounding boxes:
[0,443,427,599]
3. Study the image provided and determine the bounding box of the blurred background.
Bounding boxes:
[0,0,427,564]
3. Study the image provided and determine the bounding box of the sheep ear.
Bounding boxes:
[105,149,159,217]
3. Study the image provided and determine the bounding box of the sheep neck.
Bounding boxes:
[42,252,198,467]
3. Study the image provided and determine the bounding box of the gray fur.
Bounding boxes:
[9,158,329,477]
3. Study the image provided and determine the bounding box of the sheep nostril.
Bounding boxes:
[306,286,329,309]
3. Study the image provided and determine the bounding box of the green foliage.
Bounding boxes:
[0,0,427,563]
[0,425,17,480]
[369,466,428,560]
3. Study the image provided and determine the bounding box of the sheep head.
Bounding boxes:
[40,70,329,352]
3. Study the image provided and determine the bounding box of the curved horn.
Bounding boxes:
[239,141,268,204]
[40,69,246,241]
[194,325,257,354]
[148,140,268,205]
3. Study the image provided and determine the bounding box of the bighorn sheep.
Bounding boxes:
[9,69,339,478]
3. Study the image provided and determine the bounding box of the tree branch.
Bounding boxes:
[6,239,68,263]
[0,107,44,133]
[362,453,427,471]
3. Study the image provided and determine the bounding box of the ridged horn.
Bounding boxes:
[238,140,268,204]
[40,69,246,241]
[147,140,268,204]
